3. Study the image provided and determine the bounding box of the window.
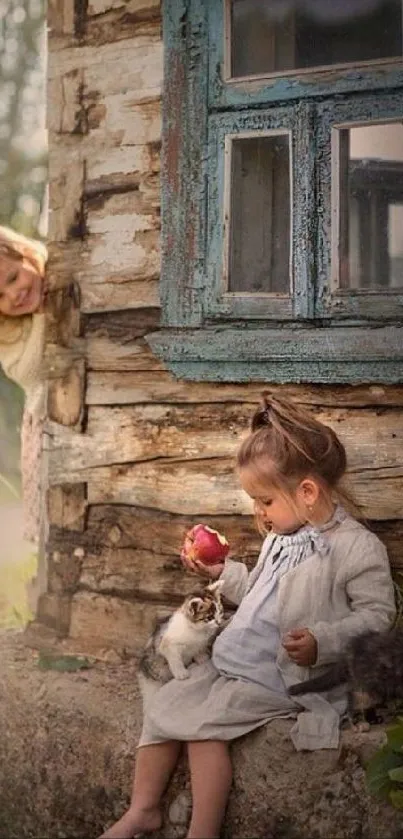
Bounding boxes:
[148,0,403,382]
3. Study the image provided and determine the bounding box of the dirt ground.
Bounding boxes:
[0,630,141,838]
[2,630,403,839]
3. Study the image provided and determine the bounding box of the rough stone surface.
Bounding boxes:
[1,631,403,839]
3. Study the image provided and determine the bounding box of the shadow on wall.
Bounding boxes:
[0,370,35,628]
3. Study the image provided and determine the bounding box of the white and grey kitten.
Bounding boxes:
[138,580,225,704]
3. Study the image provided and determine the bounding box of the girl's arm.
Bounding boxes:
[308,534,396,667]
[219,558,250,606]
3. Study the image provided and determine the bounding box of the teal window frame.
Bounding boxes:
[148,0,403,383]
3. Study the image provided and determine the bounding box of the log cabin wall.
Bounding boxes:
[41,0,403,656]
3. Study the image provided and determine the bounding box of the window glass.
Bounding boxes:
[227,133,291,294]
[336,122,403,290]
[230,0,402,78]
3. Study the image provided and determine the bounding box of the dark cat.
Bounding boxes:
[288,627,403,720]
[138,580,226,704]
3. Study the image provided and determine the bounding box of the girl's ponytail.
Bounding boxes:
[238,392,351,503]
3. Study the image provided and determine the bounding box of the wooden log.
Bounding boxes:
[48,68,85,135]
[69,591,172,653]
[85,506,403,569]
[86,7,161,48]
[48,0,75,36]
[37,593,72,636]
[371,521,403,568]
[48,152,85,243]
[82,192,160,283]
[87,0,160,22]
[81,456,402,520]
[78,548,203,603]
[47,548,84,596]
[48,37,162,103]
[47,362,85,427]
[85,505,260,557]
[86,338,161,370]
[86,371,403,407]
[46,241,84,290]
[47,485,87,532]
[81,279,160,313]
[47,406,403,482]
[85,308,160,339]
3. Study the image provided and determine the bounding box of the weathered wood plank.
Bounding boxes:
[86,1,161,46]
[48,0,75,36]
[78,548,204,603]
[48,149,85,242]
[85,505,260,559]
[47,406,403,481]
[84,506,403,569]
[82,457,403,520]
[46,241,84,290]
[81,279,160,313]
[69,591,172,652]
[87,337,162,371]
[371,521,403,568]
[47,485,87,532]
[84,190,160,269]
[86,371,403,407]
[87,0,160,19]
[47,362,86,427]
[48,36,163,102]
[85,308,160,338]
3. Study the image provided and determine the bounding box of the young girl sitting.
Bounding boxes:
[0,225,48,545]
[102,394,396,839]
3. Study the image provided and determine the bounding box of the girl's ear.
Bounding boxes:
[298,478,320,508]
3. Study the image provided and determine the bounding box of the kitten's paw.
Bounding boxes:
[176,671,190,680]
[171,669,189,680]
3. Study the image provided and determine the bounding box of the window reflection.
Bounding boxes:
[230,0,402,78]
[336,122,403,290]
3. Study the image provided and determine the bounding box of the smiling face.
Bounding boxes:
[0,253,43,317]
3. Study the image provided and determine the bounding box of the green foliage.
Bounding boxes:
[37,652,94,672]
[0,551,36,629]
[366,718,403,809]
[393,571,403,627]
[0,0,47,238]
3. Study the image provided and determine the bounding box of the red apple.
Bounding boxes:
[182,523,229,566]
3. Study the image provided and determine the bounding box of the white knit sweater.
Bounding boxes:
[0,313,46,417]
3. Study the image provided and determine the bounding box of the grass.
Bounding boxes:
[0,552,37,629]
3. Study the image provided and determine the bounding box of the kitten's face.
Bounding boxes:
[182,581,225,628]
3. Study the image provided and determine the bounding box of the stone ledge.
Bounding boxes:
[1,631,403,839]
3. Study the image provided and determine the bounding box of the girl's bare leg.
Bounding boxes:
[186,740,232,839]
[101,740,181,838]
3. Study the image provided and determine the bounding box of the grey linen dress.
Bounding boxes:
[139,510,396,751]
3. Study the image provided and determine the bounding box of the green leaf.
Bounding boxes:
[388,767,403,783]
[389,789,403,810]
[366,745,403,799]
[387,722,403,753]
[37,653,93,672]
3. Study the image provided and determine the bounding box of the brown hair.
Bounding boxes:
[0,225,47,345]
[237,392,358,526]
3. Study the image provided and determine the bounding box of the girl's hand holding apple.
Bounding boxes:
[180,524,229,579]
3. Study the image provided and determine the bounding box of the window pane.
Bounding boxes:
[227,134,290,294]
[336,122,403,290]
[230,0,402,78]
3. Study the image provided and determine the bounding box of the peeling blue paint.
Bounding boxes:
[153,0,403,384]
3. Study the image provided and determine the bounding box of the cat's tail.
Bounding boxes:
[288,661,348,696]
